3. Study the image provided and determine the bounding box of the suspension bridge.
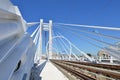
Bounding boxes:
[0,0,120,80]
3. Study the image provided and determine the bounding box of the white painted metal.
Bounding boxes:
[52,31,60,56]
[31,25,40,37]
[43,23,49,31]
[46,36,72,60]
[59,38,79,60]
[33,20,43,63]
[39,19,43,61]
[71,51,79,60]
[55,23,120,30]
[33,28,40,45]
[71,44,95,62]
[57,36,69,55]
[27,22,39,28]
[48,20,53,59]
[33,30,40,63]
[1,1,119,80]
[56,34,71,60]
[57,33,72,60]
[46,35,94,62]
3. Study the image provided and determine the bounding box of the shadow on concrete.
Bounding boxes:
[30,61,47,80]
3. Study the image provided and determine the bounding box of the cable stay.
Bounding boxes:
[33,29,40,45]
[31,25,40,37]
[54,26,104,49]
[52,31,59,54]
[55,25,120,40]
[55,26,114,46]
[56,32,72,60]
[56,31,95,62]
[54,23,120,30]
[27,22,39,27]
[54,24,120,60]
[57,26,120,53]
[57,32,79,60]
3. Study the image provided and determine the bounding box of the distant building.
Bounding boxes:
[97,50,110,59]
[97,42,120,64]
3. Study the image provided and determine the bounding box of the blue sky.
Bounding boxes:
[11,0,120,55]
[11,0,120,26]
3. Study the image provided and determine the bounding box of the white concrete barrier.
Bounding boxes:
[0,0,37,80]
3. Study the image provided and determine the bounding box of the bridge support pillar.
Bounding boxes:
[39,19,43,62]
[48,20,52,59]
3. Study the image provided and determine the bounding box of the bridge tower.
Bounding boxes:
[48,20,53,59]
[39,19,43,61]
[39,19,53,60]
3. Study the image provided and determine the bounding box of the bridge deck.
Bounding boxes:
[40,61,68,80]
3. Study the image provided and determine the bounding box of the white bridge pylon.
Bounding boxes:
[37,19,95,62]
[37,19,53,60]
[1,1,120,80]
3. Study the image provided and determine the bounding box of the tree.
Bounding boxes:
[87,53,92,57]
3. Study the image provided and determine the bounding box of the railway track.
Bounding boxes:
[52,60,96,80]
[65,60,120,71]
[51,60,120,80]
